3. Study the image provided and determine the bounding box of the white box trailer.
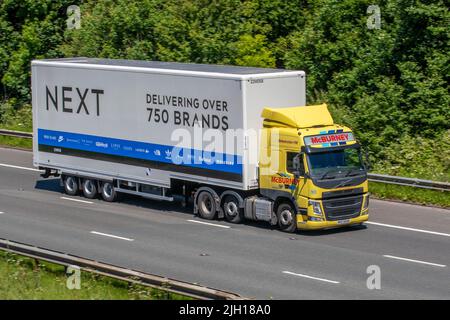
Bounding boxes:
[32,58,305,197]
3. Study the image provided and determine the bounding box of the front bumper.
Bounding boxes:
[297,212,369,230]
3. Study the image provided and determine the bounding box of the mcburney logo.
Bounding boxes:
[309,133,351,144]
[271,176,298,185]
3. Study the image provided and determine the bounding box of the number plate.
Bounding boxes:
[337,219,350,225]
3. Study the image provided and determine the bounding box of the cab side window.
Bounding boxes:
[286,152,304,175]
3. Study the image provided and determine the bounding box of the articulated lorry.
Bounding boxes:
[32,58,369,232]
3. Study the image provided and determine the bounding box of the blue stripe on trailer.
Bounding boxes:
[37,128,243,175]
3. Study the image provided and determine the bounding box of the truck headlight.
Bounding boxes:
[308,200,322,215]
[363,194,370,210]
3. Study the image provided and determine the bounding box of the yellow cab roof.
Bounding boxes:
[261,103,334,128]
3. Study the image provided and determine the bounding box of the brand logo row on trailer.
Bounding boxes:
[38,129,242,174]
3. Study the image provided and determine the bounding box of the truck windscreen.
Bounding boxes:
[307,147,365,179]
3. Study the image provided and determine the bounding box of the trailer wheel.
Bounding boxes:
[223,195,243,224]
[82,179,98,199]
[277,203,297,233]
[63,176,79,196]
[197,191,217,220]
[101,182,117,202]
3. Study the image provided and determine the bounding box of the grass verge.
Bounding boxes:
[369,181,450,208]
[0,135,32,149]
[0,250,191,300]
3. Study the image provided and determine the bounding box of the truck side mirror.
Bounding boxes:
[293,154,305,177]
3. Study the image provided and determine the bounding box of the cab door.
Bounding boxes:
[285,151,308,202]
[258,129,306,202]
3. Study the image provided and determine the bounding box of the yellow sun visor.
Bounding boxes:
[261,103,334,128]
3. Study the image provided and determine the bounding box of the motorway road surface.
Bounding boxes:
[0,147,449,299]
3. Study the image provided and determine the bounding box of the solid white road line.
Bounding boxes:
[282,271,340,284]
[60,197,93,204]
[366,221,450,237]
[383,255,446,268]
[0,211,4,214]
[187,219,231,229]
[0,163,42,172]
[90,231,134,242]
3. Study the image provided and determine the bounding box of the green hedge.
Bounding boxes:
[0,0,448,184]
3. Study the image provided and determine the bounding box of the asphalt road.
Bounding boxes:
[0,147,449,299]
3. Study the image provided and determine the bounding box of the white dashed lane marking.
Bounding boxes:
[383,255,446,268]
[282,271,340,284]
[90,231,134,242]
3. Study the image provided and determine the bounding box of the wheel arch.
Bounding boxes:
[273,196,298,215]
[220,190,245,209]
[260,189,299,215]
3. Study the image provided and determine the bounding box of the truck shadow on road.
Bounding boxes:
[34,178,192,214]
[295,224,368,236]
[240,219,368,236]
[35,178,62,193]
[34,178,368,235]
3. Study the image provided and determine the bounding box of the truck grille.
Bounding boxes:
[322,195,363,221]
[322,187,363,199]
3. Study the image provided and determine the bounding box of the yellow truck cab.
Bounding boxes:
[259,103,369,232]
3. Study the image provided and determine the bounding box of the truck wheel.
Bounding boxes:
[82,179,98,199]
[223,195,243,223]
[277,203,297,233]
[101,182,117,202]
[64,176,79,196]
[197,191,217,220]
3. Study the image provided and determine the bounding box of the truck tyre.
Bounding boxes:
[64,176,79,196]
[82,179,98,199]
[101,182,117,202]
[197,191,217,220]
[277,203,297,233]
[223,195,243,224]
